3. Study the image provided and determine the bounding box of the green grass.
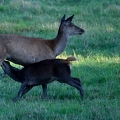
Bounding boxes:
[0,0,120,119]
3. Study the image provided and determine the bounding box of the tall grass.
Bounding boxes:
[0,0,120,119]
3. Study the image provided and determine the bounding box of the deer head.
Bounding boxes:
[59,14,85,36]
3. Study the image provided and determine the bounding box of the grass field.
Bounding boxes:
[0,0,120,120]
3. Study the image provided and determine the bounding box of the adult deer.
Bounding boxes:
[0,15,84,66]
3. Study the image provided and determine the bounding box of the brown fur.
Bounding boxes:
[0,15,84,66]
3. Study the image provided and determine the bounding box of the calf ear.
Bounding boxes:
[65,14,74,23]
[61,14,65,23]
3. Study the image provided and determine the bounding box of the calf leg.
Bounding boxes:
[17,84,47,100]
[42,84,47,99]
[13,82,27,101]
[1,70,6,77]
[67,77,84,99]
[19,84,47,99]
[14,83,47,101]
[58,77,84,99]
[72,77,81,85]
[1,64,6,77]
[19,86,33,98]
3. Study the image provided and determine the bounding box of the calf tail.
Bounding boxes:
[63,57,78,69]
[66,57,78,62]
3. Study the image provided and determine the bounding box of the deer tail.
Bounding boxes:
[66,57,78,62]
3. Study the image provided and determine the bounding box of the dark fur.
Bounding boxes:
[1,59,84,101]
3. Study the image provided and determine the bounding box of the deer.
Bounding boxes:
[0,14,84,66]
[1,57,84,101]
[0,15,84,97]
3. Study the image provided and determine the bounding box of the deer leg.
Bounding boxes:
[1,70,6,77]
[0,45,7,65]
[72,77,81,84]
[19,84,47,99]
[42,84,47,99]
[68,78,84,99]
[19,85,33,98]
[13,82,27,101]
[72,77,84,91]
[60,77,84,99]
[0,46,7,76]
[1,64,6,77]
[1,63,6,76]
[0,57,4,66]
[0,61,6,77]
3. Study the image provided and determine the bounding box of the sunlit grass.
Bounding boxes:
[0,0,120,119]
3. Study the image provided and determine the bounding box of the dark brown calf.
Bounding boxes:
[1,57,84,101]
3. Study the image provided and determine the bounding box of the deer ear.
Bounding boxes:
[65,14,74,23]
[61,14,66,23]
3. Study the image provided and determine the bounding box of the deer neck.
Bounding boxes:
[53,31,70,56]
